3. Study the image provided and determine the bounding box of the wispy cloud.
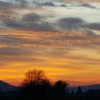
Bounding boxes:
[0,0,100,86]
[57,17,100,33]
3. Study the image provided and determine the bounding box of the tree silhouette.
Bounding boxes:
[20,69,52,97]
[37,79,53,97]
[77,86,82,95]
[24,69,46,83]
[53,80,69,96]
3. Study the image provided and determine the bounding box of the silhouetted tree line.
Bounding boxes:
[19,69,100,98]
[20,69,69,97]
[1,69,100,99]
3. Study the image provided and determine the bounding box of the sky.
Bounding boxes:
[0,0,100,86]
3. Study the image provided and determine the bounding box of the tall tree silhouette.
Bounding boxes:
[24,69,46,83]
[53,80,69,96]
[77,86,82,95]
[20,69,52,97]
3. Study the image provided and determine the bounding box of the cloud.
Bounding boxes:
[23,13,40,22]
[0,1,27,10]
[0,1,16,15]
[0,0,35,19]
[57,17,100,33]
[0,1,12,8]
[60,4,67,7]
[0,29,100,50]
[27,0,100,10]
[58,0,100,3]
[57,17,85,31]
[87,23,100,31]
[80,3,99,9]
[0,46,49,64]
[13,0,28,7]
[0,47,32,56]
[1,15,100,49]
[40,2,56,7]
[34,1,67,7]
[0,12,56,31]
[0,0,100,87]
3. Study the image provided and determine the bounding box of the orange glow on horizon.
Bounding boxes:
[0,29,100,87]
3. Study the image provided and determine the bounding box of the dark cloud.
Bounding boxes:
[57,17,100,32]
[81,4,99,9]
[0,16,100,49]
[0,12,56,31]
[0,0,32,19]
[58,0,100,3]
[87,23,100,31]
[57,17,85,31]
[23,13,40,21]
[58,17,84,25]
[0,1,25,10]
[60,4,67,7]
[34,1,67,7]
[13,0,28,7]
[0,1,15,15]
[0,47,32,56]
[0,1,12,8]
[41,2,56,6]
[0,47,48,63]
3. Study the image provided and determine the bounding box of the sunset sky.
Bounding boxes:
[0,0,100,86]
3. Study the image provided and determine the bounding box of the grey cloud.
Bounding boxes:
[57,17,100,32]
[57,0,100,3]
[81,4,99,9]
[83,30,95,35]
[0,1,12,8]
[60,4,67,7]
[0,33,54,48]
[0,0,32,18]
[0,1,18,10]
[58,17,84,25]
[0,34,31,43]
[0,12,56,31]
[0,0,32,13]
[1,16,100,48]
[0,47,33,56]
[57,17,85,31]
[0,47,48,63]
[41,2,56,6]
[41,2,67,7]
[53,0,100,9]
[13,0,28,7]
[0,1,15,15]
[34,1,67,7]
[87,23,100,31]
[69,3,99,10]
[23,13,40,22]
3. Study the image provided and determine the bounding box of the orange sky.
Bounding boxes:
[0,29,100,86]
[0,0,100,87]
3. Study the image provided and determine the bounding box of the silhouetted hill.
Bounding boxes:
[69,84,100,93]
[0,80,17,92]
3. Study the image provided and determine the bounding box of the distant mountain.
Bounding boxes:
[0,80,17,92]
[69,84,100,93]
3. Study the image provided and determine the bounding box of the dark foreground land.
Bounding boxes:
[0,96,100,100]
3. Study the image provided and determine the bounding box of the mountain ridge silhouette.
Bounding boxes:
[0,80,100,92]
[69,84,100,92]
[0,80,17,92]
